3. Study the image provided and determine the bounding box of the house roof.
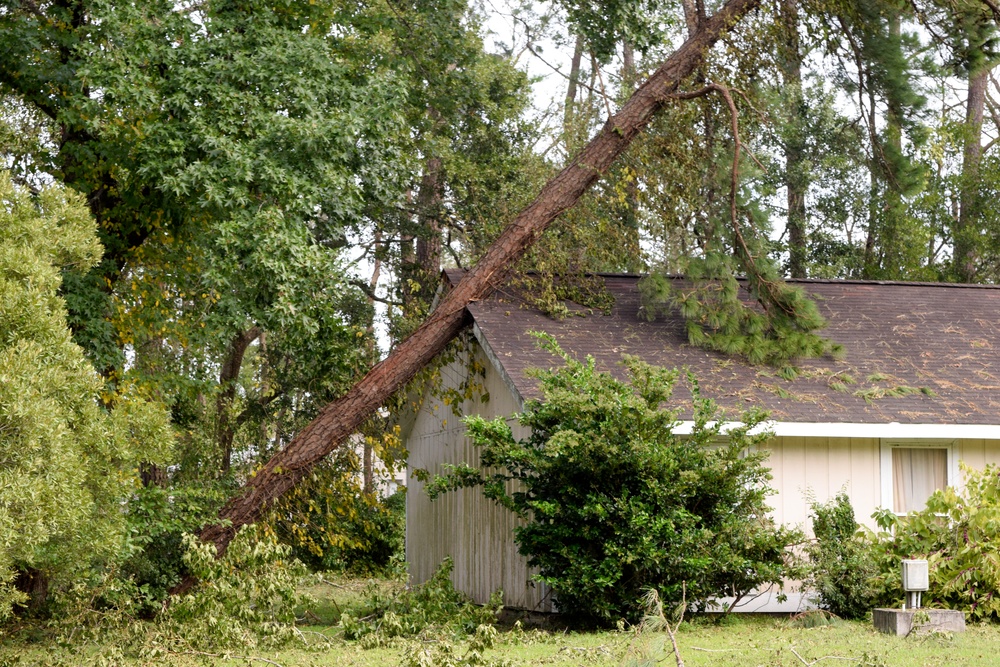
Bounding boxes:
[445,270,1000,426]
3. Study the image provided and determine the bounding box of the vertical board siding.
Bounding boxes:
[407,345,551,611]
[956,439,1000,482]
[761,436,880,532]
[958,438,986,471]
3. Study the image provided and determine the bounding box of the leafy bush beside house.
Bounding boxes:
[429,334,803,626]
[872,463,1000,620]
[804,492,883,619]
[807,466,1000,621]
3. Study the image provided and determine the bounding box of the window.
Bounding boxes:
[880,440,957,514]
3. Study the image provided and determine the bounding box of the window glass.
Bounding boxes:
[892,448,948,513]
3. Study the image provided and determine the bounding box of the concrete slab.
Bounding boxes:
[873,608,966,636]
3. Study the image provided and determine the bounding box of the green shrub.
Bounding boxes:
[340,558,500,647]
[164,524,309,650]
[873,463,1000,620]
[333,489,406,574]
[804,492,882,619]
[117,482,232,616]
[429,334,802,626]
[269,455,406,575]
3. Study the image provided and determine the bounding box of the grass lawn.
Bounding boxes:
[3,576,997,666]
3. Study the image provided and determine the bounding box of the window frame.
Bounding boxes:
[879,438,958,514]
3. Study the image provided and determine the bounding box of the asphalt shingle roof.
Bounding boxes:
[446,270,1000,424]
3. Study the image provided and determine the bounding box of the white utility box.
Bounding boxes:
[901,559,929,592]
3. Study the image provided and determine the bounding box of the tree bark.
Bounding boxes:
[363,438,374,495]
[879,14,908,280]
[217,326,263,474]
[779,0,807,278]
[620,39,643,271]
[13,567,48,615]
[682,0,701,34]
[956,65,988,283]
[563,34,585,148]
[415,154,444,287]
[174,0,761,594]
[622,42,635,81]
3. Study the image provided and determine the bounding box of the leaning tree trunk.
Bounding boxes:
[173,0,760,595]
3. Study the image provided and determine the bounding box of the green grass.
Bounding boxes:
[4,578,1000,666]
[672,615,996,666]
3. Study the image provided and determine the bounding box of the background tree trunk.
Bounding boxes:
[173,0,761,595]
[217,327,262,474]
[779,0,808,278]
[415,155,444,289]
[563,34,585,149]
[956,66,988,283]
[13,568,48,615]
[620,39,643,271]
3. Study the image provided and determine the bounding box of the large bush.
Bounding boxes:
[872,463,1000,620]
[429,334,802,625]
[0,173,172,619]
[804,492,882,619]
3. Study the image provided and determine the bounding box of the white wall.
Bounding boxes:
[766,435,1000,535]
[764,436,882,532]
[406,342,552,611]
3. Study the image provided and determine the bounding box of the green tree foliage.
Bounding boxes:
[165,525,309,650]
[639,252,840,368]
[374,0,544,332]
[429,335,802,625]
[0,0,544,598]
[557,0,675,60]
[0,0,410,375]
[269,456,405,575]
[118,482,233,616]
[0,0,541,477]
[0,173,171,620]
[340,558,501,648]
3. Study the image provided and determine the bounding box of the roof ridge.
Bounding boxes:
[444,269,1000,290]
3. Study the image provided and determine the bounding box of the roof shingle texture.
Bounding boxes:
[447,271,1000,424]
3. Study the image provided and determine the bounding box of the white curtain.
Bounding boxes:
[893,448,948,513]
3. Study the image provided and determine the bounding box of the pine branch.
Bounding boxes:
[980,0,1000,23]
[669,83,795,320]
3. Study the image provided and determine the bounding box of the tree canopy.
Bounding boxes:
[0,0,999,615]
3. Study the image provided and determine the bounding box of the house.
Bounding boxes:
[404,270,1000,612]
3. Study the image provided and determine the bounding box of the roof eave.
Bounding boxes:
[673,421,1000,440]
[471,321,526,411]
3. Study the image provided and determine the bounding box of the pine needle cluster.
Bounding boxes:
[639,250,842,367]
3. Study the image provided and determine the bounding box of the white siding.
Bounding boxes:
[764,436,1000,534]
[406,344,552,611]
[763,436,881,532]
[956,438,1000,471]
